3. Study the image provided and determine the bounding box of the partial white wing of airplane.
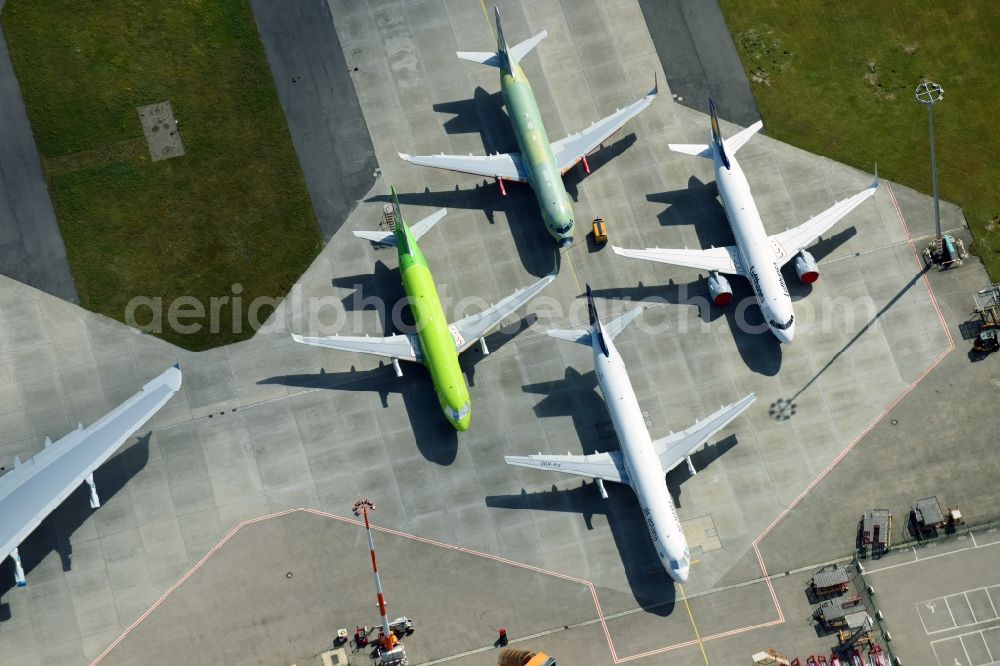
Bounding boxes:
[551,78,659,173]
[652,394,757,473]
[292,269,557,362]
[449,270,556,352]
[1,365,182,587]
[611,244,745,276]
[504,450,629,483]
[353,208,448,245]
[769,179,878,266]
[397,151,528,182]
[291,333,422,363]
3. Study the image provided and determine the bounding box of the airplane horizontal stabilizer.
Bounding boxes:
[725,120,764,155]
[456,51,501,67]
[668,143,712,159]
[353,208,447,246]
[456,31,547,68]
[546,328,591,346]
[602,305,647,341]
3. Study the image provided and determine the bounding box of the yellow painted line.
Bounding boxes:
[479,0,496,41]
[561,248,583,293]
[679,584,709,665]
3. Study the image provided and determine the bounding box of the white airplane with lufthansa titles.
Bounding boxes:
[504,287,756,582]
[613,99,878,343]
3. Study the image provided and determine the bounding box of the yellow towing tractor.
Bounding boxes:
[498,647,556,666]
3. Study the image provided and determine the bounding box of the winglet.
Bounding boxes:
[872,162,880,189]
[652,71,658,97]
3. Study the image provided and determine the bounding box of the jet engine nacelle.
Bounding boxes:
[794,250,819,284]
[707,271,733,306]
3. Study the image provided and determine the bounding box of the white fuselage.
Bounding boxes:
[712,143,796,343]
[592,327,691,582]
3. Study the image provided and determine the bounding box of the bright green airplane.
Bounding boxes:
[292,189,555,431]
[400,6,657,248]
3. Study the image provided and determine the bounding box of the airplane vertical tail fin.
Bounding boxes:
[495,6,509,64]
[586,285,610,357]
[389,187,410,254]
[709,98,731,169]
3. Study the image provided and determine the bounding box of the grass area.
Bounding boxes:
[2,0,322,350]
[717,0,1000,279]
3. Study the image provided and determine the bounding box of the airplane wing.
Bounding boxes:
[770,179,878,266]
[291,332,422,363]
[612,244,745,276]
[1,365,182,586]
[398,151,528,182]
[450,270,556,352]
[551,79,658,173]
[652,393,756,473]
[504,450,629,484]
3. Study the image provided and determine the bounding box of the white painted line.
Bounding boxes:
[945,596,960,628]
[919,597,949,635]
[931,636,965,666]
[962,636,973,666]
[866,538,1000,576]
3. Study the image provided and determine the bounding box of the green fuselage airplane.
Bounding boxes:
[400,7,657,248]
[292,189,555,431]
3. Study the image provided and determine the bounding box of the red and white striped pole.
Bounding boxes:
[353,498,396,651]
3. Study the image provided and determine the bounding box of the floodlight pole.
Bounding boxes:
[353,498,394,650]
[915,81,944,240]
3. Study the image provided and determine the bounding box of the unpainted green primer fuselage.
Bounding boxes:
[394,217,472,431]
[501,61,575,247]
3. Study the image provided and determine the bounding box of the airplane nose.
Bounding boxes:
[773,325,794,344]
[559,236,573,248]
[671,566,689,583]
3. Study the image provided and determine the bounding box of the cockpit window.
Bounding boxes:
[552,219,574,234]
[669,548,691,571]
[448,402,471,420]
[768,314,794,330]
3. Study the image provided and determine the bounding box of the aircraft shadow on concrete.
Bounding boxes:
[649,176,729,250]
[258,314,535,466]
[769,263,931,421]
[562,134,638,202]
[367,186,553,279]
[587,283,784,376]
[0,434,152,618]
[486,482,677,616]
[330,261,408,335]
